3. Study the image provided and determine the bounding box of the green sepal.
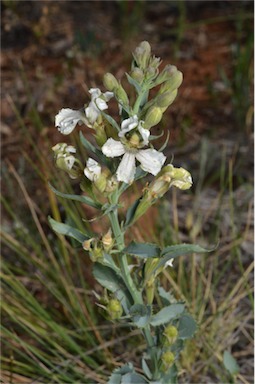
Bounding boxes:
[48,216,89,244]
[178,314,197,339]
[150,304,185,326]
[129,304,151,328]
[49,183,102,209]
[93,263,132,312]
[124,242,161,259]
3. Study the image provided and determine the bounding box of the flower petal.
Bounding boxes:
[95,98,108,111]
[89,88,101,100]
[138,122,150,146]
[116,152,136,184]
[102,139,125,158]
[55,108,84,135]
[104,91,114,101]
[119,115,138,138]
[85,103,99,124]
[136,149,166,175]
[84,158,101,181]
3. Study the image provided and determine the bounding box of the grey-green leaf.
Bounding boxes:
[129,304,151,328]
[49,184,101,209]
[150,304,185,326]
[93,263,132,311]
[223,351,239,375]
[124,242,161,259]
[48,216,89,244]
[178,314,197,339]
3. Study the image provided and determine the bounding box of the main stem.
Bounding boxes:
[108,190,159,378]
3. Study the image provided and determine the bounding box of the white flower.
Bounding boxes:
[55,108,86,135]
[84,158,102,181]
[85,88,114,126]
[102,116,166,184]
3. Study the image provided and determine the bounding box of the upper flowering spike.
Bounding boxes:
[55,108,87,135]
[133,41,151,70]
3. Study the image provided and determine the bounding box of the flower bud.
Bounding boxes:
[103,73,119,92]
[133,41,151,69]
[159,70,183,94]
[94,121,108,147]
[143,106,163,129]
[164,325,178,345]
[161,351,175,371]
[166,165,193,190]
[94,172,108,193]
[156,90,178,108]
[130,67,144,83]
[115,84,129,106]
[107,299,123,320]
[102,229,114,251]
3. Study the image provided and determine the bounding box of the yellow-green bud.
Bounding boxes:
[94,122,108,147]
[156,90,178,108]
[161,351,175,371]
[115,84,129,106]
[166,165,193,190]
[107,299,123,320]
[103,73,119,91]
[102,229,114,251]
[133,41,151,69]
[130,67,144,83]
[143,106,163,129]
[159,70,183,94]
[164,325,178,345]
[94,172,108,193]
[156,65,178,84]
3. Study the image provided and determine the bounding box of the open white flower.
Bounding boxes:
[165,258,174,268]
[85,88,114,126]
[84,158,102,181]
[102,116,166,184]
[55,108,86,135]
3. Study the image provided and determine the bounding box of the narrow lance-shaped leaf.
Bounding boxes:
[48,216,89,244]
[49,183,102,209]
[123,241,161,259]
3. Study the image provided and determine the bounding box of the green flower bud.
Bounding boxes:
[161,351,175,371]
[115,84,129,106]
[166,164,193,190]
[94,121,108,147]
[107,299,123,320]
[159,70,183,94]
[156,65,178,84]
[143,106,163,129]
[103,73,119,92]
[133,41,151,69]
[130,67,144,83]
[94,172,108,193]
[164,325,178,345]
[156,90,178,108]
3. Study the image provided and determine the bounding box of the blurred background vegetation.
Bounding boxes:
[1,1,254,383]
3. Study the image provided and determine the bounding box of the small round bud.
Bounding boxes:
[133,41,151,69]
[161,351,175,371]
[164,325,178,345]
[103,73,119,91]
[159,70,183,94]
[107,299,123,320]
[143,106,163,129]
[130,67,144,83]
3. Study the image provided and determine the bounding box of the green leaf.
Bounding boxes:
[142,358,152,380]
[48,216,89,244]
[93,263,132,311]
[125,197,142,227]
[124,242,161,259]
[100,110,120,132]
[79,132,109,165]
[49,184,101,209]
[178,314,197,339]
[158,286,177,305]
[129,304,151,328]
[223,351,239,375]
[125,72,142,93]
[108,363,148,384]
[150,304,185,326]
